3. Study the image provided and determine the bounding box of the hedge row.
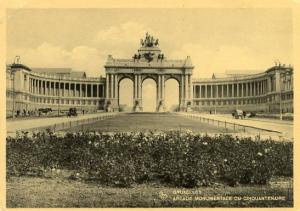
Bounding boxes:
[7,130,293,187]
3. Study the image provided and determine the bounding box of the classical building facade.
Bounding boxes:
[6,64,106,116]
[192,65,293,113]
[6,34,294,116]
[104,33,193,112]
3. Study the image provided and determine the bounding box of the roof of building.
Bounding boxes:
[31,67,87,78]
[32,68,72,74]
[70,71,86,78]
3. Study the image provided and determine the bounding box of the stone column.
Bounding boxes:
[134,75,137,99]
[37,80,39,94]
[205,84,207,98]
[138,74,142,110]
[91,84,94,98]
[40,80,42,95]
[73,83,75,97]
[226,84,228,97]
[37,80,40,95]
[189,75,192,100]
[221,84,224,98]
[115,75,118,99]
[199,85,202,98]
[36,80,38,94]
[161,75,165,100]
[242,83,244,97]
[180,75,184,104]
[139,75,142,99]
[106,74,109,98]
[254,82,257,96]
[185,75,189,101]
[110,75,114,98]
[96,84,99,98]
[179,84,182,103]
[157,75,161,101]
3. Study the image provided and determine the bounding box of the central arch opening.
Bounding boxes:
[119,78,133,112]
[142,78,157,112]
[165,78,180,111]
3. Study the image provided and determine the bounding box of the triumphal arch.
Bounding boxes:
[104,33,194,112]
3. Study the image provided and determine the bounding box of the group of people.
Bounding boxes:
[14,109,41,117]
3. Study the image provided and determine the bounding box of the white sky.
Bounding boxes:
[6,8,293,111]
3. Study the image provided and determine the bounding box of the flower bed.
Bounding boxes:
[7,130,293,188]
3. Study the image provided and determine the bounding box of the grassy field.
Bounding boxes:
[7,176,292,208]
[66,112,231,133]
[7,113,293,208]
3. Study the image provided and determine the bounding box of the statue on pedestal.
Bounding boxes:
[141,32,159,47]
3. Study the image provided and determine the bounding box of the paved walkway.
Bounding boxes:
[6,112,116,136]
[181,113,293,139]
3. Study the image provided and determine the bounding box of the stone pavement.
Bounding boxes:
[180,112,293,140]
[6,112,117,137]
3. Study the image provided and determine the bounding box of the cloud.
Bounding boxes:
[93,21,154,57]
[170,43,292,78]
[7,21,155,77]
[7,43,106,77]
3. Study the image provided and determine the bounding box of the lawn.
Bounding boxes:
[7,176,292,208]
[65,112,232,133]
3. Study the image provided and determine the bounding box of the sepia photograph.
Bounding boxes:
[3,4,295,208]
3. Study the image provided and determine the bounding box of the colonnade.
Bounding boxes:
[29,78,105,98]
[193,79,269,99]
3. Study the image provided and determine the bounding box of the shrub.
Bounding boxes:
[6,131,293,188]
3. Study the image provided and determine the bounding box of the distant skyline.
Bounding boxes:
[7,8,293,79]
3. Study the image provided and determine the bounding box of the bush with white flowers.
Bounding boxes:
[7,130,292,188]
